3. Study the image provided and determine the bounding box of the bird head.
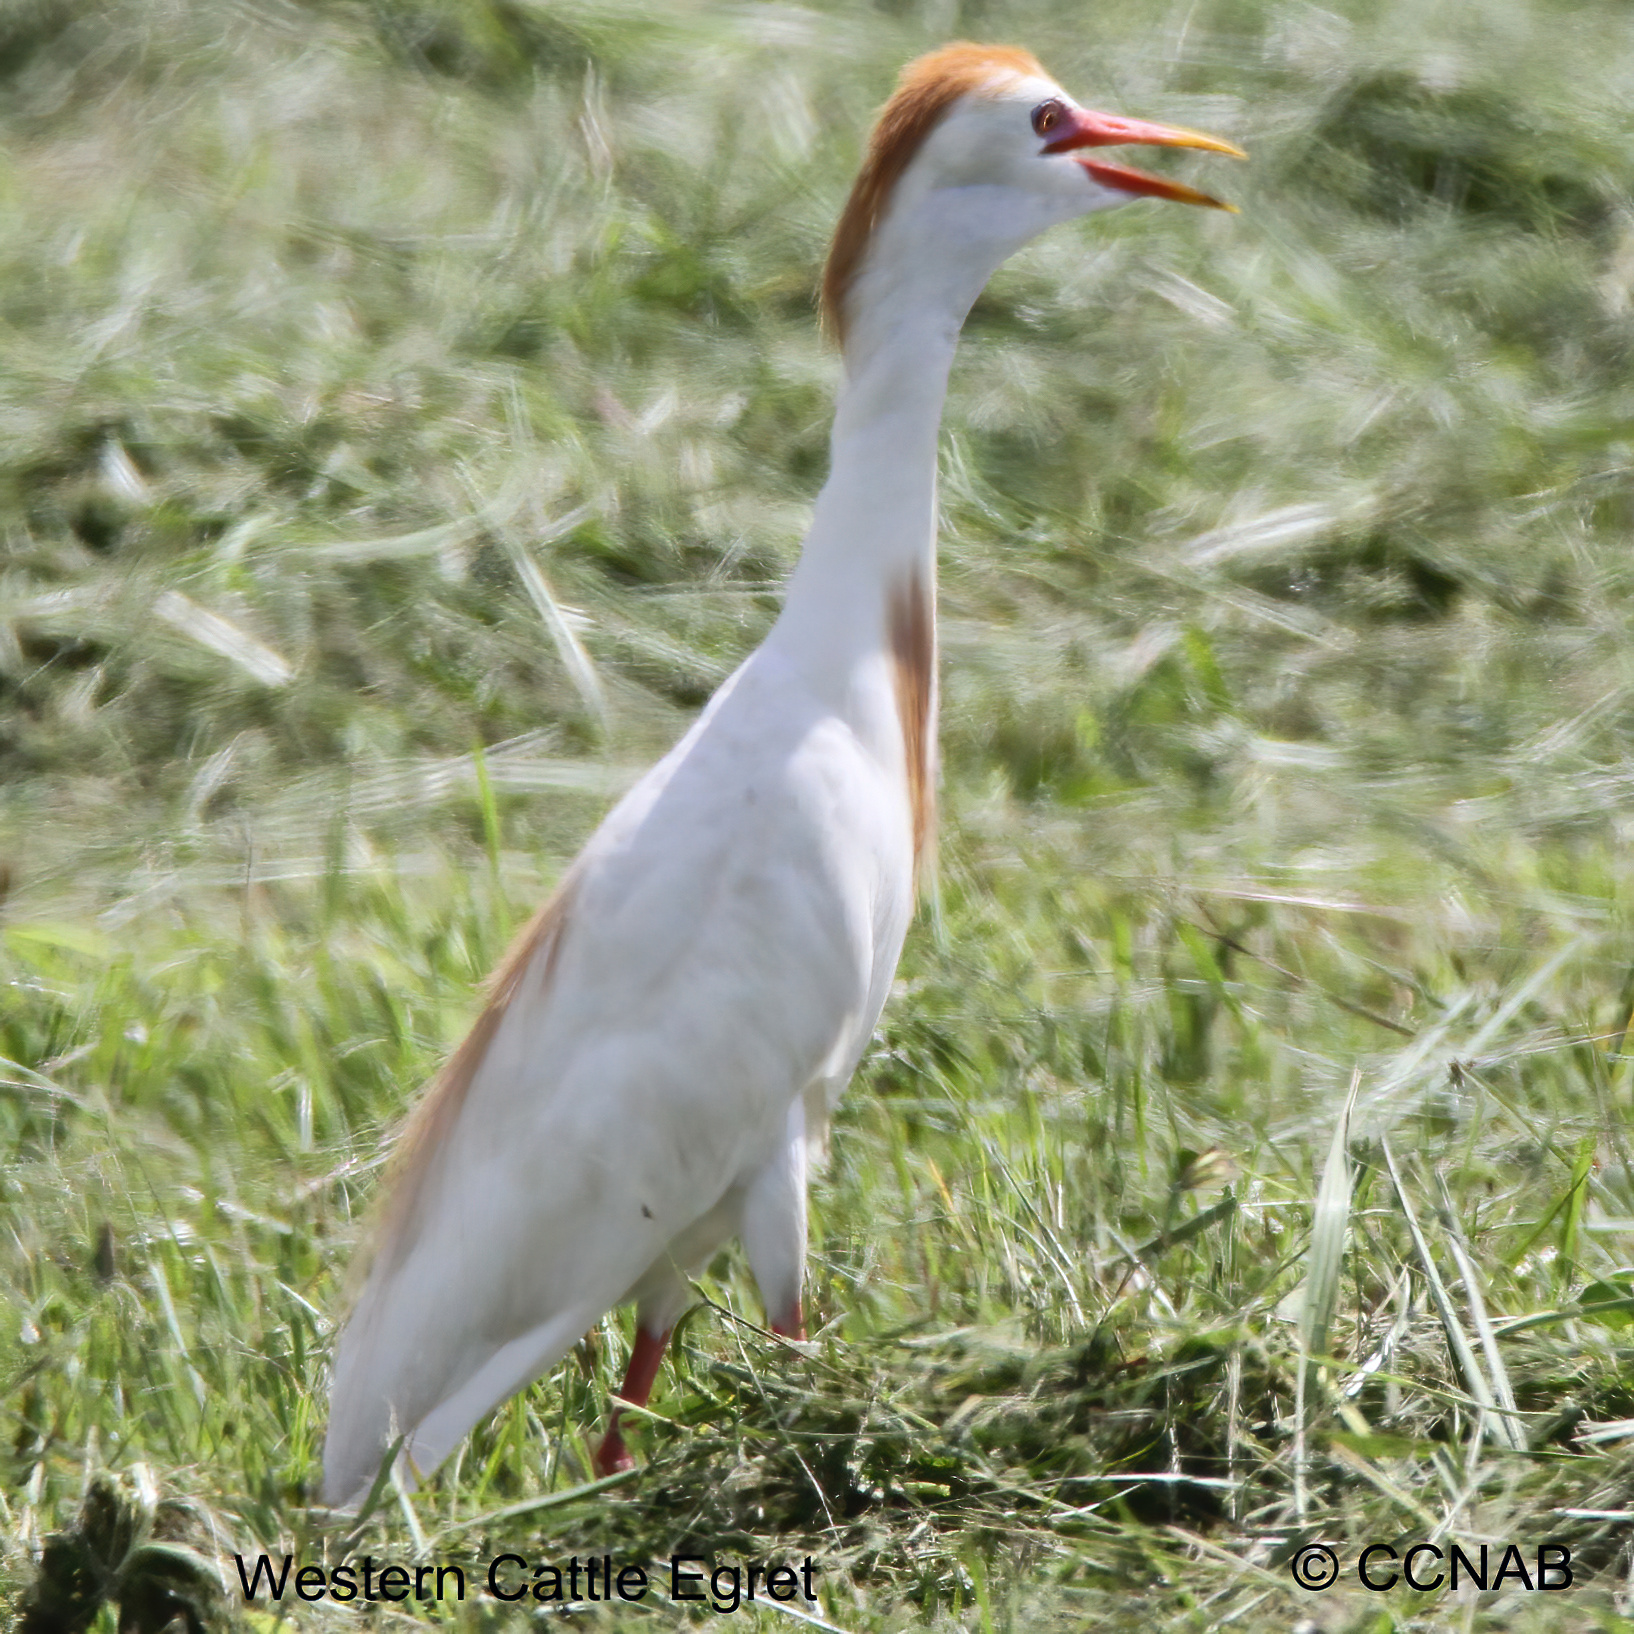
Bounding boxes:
[823,44,1245,351]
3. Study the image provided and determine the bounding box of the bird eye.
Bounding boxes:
[1031,99,1065,137]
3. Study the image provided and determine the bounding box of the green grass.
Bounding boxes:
[7,0,1634,1627]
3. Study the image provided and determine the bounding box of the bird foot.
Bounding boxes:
[771,1301,807,1342]
[592,1428,635,1478]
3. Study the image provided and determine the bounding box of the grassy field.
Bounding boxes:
[7,0,1634,1627]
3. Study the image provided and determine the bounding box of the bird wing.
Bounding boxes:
[323,654,914,1503]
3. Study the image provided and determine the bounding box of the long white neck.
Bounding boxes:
[762,179,1049,703]
[755,261,989,872]
[763,281,970,699]
[747,148,1097,865]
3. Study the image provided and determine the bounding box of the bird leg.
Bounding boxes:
[592,1324,671,1477]
[770,1300,806,1342]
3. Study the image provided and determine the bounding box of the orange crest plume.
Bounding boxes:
[821,43,1045,344]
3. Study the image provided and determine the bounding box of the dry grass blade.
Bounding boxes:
[1381,1137,1513,1450]
[388,1458,430,1558]
[152,590,293,687]
[506,530,608,726]
[1179,498,1372,569]
[1301,1068,1360,1368]
[1341,1267,1413,1399]
[1435,1173,1527,1452]
[1294,1067,1359,1517]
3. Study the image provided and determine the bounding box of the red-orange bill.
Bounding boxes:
[1045,105,1246,211]
[1079,156,1240,213]
[1043,107,1247,158]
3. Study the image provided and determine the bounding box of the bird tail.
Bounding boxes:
[322,1300,595,1508]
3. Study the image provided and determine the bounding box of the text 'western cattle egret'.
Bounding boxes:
[322,41,1242,1508]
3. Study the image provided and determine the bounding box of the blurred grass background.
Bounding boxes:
[6,0,1634,1627]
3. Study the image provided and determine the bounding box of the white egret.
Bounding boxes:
[323,41,1241,1507]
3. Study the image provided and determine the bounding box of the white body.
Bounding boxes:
[323,302,952,1503]
[322,54,1230,1507]
[326,672,911,1495]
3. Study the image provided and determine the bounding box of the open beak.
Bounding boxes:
[1044,107,1246,212]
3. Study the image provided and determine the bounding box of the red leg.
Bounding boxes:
[771,1299,806,1342]
[592,1325,671,1477]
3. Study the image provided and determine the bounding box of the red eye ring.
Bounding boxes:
[1031,99,1065,137]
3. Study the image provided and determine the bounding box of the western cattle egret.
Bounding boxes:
[322,41,1241,1508]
